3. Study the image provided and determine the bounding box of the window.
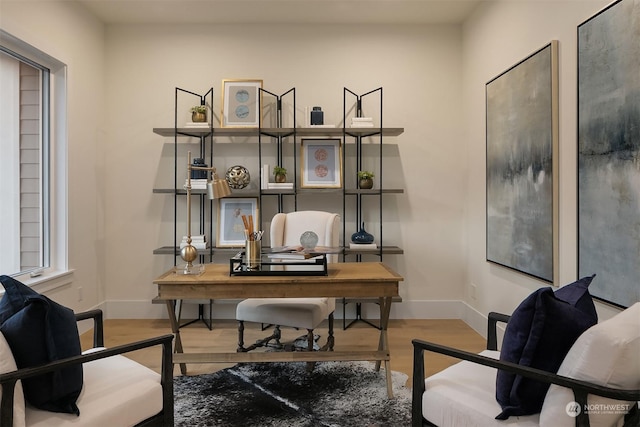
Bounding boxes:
[0,30,68,284]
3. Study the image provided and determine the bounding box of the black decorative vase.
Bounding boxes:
[351,223,374,244]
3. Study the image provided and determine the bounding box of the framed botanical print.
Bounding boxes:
[217,198,259,247]
[221,79,263,127]
[300,139,343,188]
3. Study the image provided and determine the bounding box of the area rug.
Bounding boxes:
[174,361,412,426]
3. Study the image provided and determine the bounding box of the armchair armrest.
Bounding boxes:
[75,309,104,347]
[411,339,640,427]
[487,311,510,351]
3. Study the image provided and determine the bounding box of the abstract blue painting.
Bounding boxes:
[486,41,559,284]
[578,0,640,308]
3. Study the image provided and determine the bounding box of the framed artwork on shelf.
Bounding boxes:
[577,0,640,308]
[300,138,343,188]
[485,40,559,284]
[221,79,263,127]
[216,197,259,247]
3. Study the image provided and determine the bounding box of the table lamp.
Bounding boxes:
[178,151,231,275]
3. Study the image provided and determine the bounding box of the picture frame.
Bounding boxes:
[221,79,263,128]
[216,197,259,247]
[577,0,640,308]
[485,41,559,285]
[300,139,343,188]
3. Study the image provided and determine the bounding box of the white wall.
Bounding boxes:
[0,1,105,312]
[102,23,467,318]
[1,0,625,324]
[462,0,623,325]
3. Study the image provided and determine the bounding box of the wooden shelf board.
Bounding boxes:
[153,127,404,138]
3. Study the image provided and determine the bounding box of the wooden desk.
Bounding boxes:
[154,262,403,397]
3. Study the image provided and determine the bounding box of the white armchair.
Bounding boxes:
[1,309,173,427]
[236,210,339,353]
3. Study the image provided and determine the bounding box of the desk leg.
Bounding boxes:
[165,300,187,375]
[376,296,393,398]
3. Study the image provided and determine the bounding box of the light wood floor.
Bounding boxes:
[80,316,486,387]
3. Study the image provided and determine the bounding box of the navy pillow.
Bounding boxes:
[0,275,39,324]
[495,275,597,419]
[0,275,82,415]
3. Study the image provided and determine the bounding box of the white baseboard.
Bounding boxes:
[101,298,490,339]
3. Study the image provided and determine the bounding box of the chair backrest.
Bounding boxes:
[270,211,340,262]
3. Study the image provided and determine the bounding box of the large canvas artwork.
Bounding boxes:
[578,0,640,308]
[486,41,559,284]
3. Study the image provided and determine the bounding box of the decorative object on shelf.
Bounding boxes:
[300,231,319,250]
[310,106,324,125]
[273,166,287,183]
[190,105,207,123]
[217,198,259,247]
[351,117,374,128]
[180,151,232,275]
[358,171,374,189]
[221,79,263,128]
[351,223,374,244]
[226,165,250,189]
[300,138,343,188]
[191,158,208,179]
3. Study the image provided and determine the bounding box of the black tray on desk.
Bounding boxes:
[229,251,328,276]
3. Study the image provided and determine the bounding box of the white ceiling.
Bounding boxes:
[76,0,482,25]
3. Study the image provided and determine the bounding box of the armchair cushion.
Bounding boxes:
[495,275,598,419]
[0,276,82,415]
[0,331,26,427]
[540,302,640,427]
[25,350,163,427]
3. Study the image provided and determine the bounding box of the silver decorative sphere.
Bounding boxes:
[300,231,319,249]
[225,165,250,189]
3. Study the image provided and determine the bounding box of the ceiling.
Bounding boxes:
[76,0,482,25]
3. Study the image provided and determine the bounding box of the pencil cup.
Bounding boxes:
[245,240,261,270]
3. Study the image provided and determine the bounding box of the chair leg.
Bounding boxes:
[320,313,335,352]
[237,320,245,352]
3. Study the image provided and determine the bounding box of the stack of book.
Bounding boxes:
[350,117,374,128]
[184,179,208,190]
[180,235,208,250]
[184,122,210,128]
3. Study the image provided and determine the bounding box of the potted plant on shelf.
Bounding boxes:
[190,105,207,123]
[357,171,374,189]
[273,166,287,183]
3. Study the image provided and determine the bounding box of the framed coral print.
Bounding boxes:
[221,79,262,127]
[300,139,343,188]
[216,198,259,247]
[578,0,640,308]
[485,41,559,284]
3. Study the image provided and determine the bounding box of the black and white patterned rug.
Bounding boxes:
[174,361,412,426]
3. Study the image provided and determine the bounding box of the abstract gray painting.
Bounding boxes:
[486,42,558,283]
[578,0,640,308]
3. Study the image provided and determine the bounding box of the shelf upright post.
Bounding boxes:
[259,87,297,216]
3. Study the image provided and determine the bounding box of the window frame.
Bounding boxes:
[0,30,72,291]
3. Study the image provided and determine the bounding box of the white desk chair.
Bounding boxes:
[236,210,339,353]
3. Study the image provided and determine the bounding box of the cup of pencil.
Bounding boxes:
[242,214,262,270]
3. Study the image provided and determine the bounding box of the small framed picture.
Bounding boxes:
[300,139,343,188]
[217,197,259,247]
[221,79,263,127]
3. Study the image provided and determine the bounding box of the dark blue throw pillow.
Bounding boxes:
[0,275,82,415]
[495,275,598,420]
